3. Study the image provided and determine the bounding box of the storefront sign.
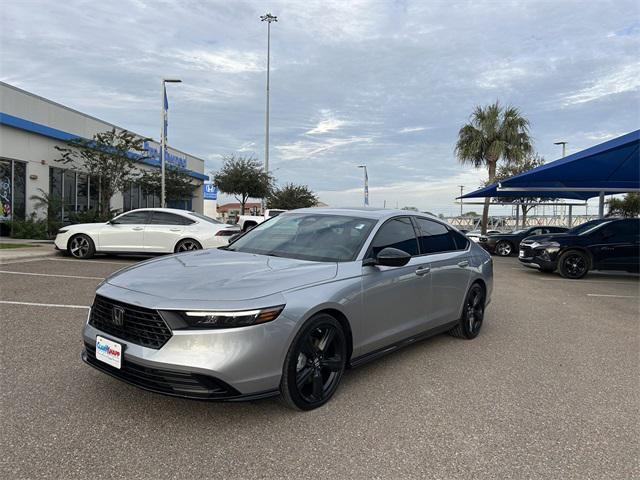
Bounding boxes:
[203,184,218,200]
[143,141,187,169]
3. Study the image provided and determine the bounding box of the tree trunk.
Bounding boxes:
[240,195,246,215]
[481,159,497,234]
[521,204,528,227]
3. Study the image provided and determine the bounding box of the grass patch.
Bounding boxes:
[0,243,38,249]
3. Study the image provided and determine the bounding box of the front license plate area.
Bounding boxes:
[96,335,122,369]
[519,250,525,258]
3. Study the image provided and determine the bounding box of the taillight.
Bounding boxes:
[215,230,237,236]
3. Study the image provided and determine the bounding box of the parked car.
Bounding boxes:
[82,208,493,410]
[237,209,286,231]
[519,218,640,278]
[479,226,569,256]
[55,208,239,259]
[466,229,501,243]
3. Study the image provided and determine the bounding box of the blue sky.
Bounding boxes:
[1,0,638,214]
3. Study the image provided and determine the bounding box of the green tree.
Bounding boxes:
[267,183,318,210]
[138,165,198,205]
[489,154,551,226]
[55,128,149,215]
[455,101,532,234]
[212,155,273,214]
[607,193,640,217]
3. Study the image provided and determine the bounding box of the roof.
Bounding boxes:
[289,207,429,220]
[461,130,640,200]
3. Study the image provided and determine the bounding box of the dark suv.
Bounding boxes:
[519,218,640,278]
[479,226,568,256]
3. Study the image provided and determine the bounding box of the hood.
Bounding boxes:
[106,248,338,301]
[66,222,108,231]
[522,233,573,243]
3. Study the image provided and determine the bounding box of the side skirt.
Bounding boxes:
[349,320,459,369]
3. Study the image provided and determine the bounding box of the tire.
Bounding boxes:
[174,238,202,253]
[449,283,486,339]
[558,250,589,279]
[280,314,347,411]
[68,234,95,259]
[495,240,513,257]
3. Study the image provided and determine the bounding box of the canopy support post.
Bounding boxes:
[568,205,573,227]
[515,206,520,229]
[598,191,605,218]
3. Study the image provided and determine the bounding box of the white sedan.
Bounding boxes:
[54,208,240,259]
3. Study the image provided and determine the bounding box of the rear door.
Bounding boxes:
[144,211,195,252]
[414,217,472,326]
[98,210,149,252]
[593,219,640,270]
[360,217,432,352]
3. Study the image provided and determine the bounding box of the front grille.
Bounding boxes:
[83,344,238,399]
[520,245,534,257]
[89,295,172,349]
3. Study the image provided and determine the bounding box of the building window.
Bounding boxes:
[49,166,101,220]
[0,159,27,223]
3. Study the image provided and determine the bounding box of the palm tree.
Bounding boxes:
[455,101,532,234]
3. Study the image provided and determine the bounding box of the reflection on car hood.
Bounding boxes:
[106,248,338,301]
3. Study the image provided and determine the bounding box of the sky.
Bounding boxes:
[1,0,639,215]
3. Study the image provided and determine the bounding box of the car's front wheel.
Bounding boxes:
[280,314,347,410]
[449,283,485,339]
[68,234,95,259]
[495,240,513,256]
[558,250,589,279]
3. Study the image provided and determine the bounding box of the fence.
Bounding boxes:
[445,215,600,232]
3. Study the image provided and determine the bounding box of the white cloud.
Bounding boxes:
[172,49,263,74]
[305,110,347,135]
[562,63,640,106]
[275,136,373,162]
[399,126,428,134]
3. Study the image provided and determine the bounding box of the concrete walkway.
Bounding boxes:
[0,237,57,264]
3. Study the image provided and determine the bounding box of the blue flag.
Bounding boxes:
[364,169,369,206]
[163,85,168,141]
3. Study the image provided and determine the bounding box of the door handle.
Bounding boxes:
[170,228,181,232]
[132,227,144,231]
[457,260,469,267]
[415,266,431,276]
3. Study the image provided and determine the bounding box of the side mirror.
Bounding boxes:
[364,247,412,267]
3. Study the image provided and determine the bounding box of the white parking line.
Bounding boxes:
[0,270,104,280]
[46,258,135,265]
[586,294,637,299]
[0,300,90,309]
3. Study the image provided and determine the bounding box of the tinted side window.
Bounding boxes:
[529,228,543,236]
[150,212,194,225]
[450,230,470,250]
[602,219,640,240]
[369,217,419,257]
[115,211,149,224]
[415,218,456,254]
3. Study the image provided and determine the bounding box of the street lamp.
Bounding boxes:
[260,13,277,178]
[358,165,369,206]
[554,141,568,158]
[161,78,182,208]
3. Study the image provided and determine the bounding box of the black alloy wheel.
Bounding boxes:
[495,240,513,256]
[449,283,485,339]
[281,314,347,410]
[174,239,202,253]
[68,234,95,259]
[558,250,589,279]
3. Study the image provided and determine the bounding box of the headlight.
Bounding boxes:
[182,305,285,329]
[57,228,69,235]
[531,241,560,249]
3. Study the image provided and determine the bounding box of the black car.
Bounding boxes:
[519,218,640,279]
[479,226,569,256]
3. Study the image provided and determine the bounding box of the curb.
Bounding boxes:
[0,249,58,264]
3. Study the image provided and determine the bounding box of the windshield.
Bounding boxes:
[226,213,377,262]
[567,219,610,235]
[189,212,222,224]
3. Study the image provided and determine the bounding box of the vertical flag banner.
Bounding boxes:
[163,84,168,141]
[364,169,369,206]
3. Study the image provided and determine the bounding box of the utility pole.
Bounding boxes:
[554,141,568,158]
[161,78,181,208]
[358,165,369,206]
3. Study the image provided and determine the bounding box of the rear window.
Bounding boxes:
[414,217,457,254]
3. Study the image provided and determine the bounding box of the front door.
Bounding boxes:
[360,217,432,353]
[99,210,149,252]
[592,219,640,271]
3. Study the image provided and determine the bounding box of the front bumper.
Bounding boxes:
[518,245,558,271]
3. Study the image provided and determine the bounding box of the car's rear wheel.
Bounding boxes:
[558,250,589,279]
[495,240,513,256]
[174,239,202,253]
[280,314,347,410]
[449,283,485,339]
[68,234,95,259]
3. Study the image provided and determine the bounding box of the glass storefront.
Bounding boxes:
[122,182,161,211]
[49,166,101,220]
[0,158,27,235]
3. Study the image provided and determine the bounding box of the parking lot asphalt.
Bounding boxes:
[1,254,638,479]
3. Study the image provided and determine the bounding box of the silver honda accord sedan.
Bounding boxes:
[82,208,493,410]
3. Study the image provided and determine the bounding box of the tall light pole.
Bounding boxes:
[358,165,369,206]
[459,185,464,217]
[161,78,181,208]
[261,13,277,177]
[554,141,567,158]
